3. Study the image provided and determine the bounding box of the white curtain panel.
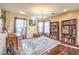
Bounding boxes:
[0,20,3,32]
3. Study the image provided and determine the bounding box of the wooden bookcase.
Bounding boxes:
[50,21,59,40]
[61,19,77,44]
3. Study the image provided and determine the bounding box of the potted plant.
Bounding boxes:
[0,15,6,32]
[0,15,5,20]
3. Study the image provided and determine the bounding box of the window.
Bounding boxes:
[38,22,43,35]
[15,19,26,33]
[44,21,50,36]
[14,17,27,39]
[38,21,50,36]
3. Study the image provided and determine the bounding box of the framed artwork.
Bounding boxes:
[29,19,36,26]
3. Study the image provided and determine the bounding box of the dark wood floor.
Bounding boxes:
[48,44,79,55]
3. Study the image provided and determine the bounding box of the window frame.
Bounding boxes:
[14,17,27,33]
[37,20,51,36]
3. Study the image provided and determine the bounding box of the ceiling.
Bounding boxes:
[0,3,79,18]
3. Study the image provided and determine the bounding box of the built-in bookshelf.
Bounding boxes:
[50,21,59,40]
[61,19,77,44]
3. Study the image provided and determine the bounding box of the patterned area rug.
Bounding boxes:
[17,36,59,55]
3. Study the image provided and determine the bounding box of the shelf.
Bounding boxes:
[50,21,59,40]
[61,19,77,44]
[61,24,76,26]
[61,33,76,36]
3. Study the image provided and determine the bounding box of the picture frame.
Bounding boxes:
[29,19,36,26]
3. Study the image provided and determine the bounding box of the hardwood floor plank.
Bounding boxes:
[48,44,79,55]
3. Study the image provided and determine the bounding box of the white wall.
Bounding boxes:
[77,19,79,45]
[0,34,6,54]
[0,8,1,16]
[27,19,38,38]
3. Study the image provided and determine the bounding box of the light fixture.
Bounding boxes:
[36,10,46,21]
[64,9,68,12]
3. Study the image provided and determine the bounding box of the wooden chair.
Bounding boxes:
[6,33,18,55]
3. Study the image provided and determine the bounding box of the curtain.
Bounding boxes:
[14,18,27,39]
[0,20,3,32]
[44,21,50,36]
[38,22,43,35]
[38,21,50,36]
